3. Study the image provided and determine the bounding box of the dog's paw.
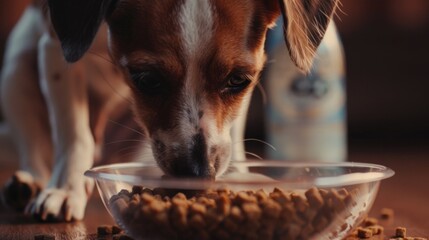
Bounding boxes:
[1,171,41,212]
[27,179,94,222]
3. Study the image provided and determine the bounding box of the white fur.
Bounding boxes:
[35,32,94,221]
[177,0,247,174]
[179,0,214,58]
[178,0,215,146]
[1,7,51,186]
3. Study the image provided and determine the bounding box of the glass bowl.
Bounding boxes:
[85,161,394,240]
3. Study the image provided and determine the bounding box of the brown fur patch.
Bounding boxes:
[107,0,186,134]
[106,0,280,134]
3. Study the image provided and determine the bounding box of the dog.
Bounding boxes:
[0,0,340,221]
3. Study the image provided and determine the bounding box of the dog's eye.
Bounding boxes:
[224,75,251,93]
[130,71,164,94]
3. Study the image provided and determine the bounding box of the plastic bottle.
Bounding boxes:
[265,21,347,162]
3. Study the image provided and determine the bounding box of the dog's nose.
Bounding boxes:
[171,132,213,178]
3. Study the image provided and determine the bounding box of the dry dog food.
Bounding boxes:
[390,227,427,240]
[363,217,378,227]
[357,227,373,238]
[345,209,428,240]
[109,186,356,240]
[380,208,394,220]
[366,225,384,235]
[97,225,130,239]
[345,223,385,239]
[395,227,407,238]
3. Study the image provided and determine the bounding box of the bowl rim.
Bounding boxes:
[84,161,394,189]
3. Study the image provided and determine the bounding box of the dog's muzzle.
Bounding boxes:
[154,132,216,179]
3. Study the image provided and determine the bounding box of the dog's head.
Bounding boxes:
[48,0,339,178]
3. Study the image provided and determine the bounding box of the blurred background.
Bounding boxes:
[1,0,429,156]
[252,0,429,151]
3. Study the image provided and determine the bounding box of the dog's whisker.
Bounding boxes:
[256,82,268,105]
[136,153,156,162]
[113,144,153,157]
[114,147,153,161]
[108,119,146,137]
[232,138,277,152]
[114,145,142,155]
[132,146,161,160]
[88,52,134,105]
[104,139,147,146]
[87,51,115,65]
[245,151,263,160]
[244,138,277,151]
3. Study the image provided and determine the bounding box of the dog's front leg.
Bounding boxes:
[0,6,52,211]
[31,33,95,221]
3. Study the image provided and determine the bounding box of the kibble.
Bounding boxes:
[345,213,428,240]
[367,225,384,235]
[109,186,357,240]
[357,227,373,238]
[380,207,395,220]
[363,217,378,226]
[396,227,407,238]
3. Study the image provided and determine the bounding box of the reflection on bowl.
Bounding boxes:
[85,161,394,240]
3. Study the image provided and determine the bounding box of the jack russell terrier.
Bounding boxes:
[0,0,340,221]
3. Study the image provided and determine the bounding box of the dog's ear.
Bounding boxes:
[277,0,340,72]
[48,0,117,62]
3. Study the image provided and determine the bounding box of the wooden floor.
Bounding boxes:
[0,143,428,239]
[349,143,429,239]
